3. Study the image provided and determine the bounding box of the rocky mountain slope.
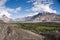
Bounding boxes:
[31,12,60,22]
[0,15,12,23]
[15,12,60,22]
[0,24,43,40]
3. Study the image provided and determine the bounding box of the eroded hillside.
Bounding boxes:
[0,24,43,40]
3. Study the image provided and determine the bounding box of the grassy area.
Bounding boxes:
[16,22,60,34]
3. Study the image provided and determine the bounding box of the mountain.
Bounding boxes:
[15,12,60,22]
[31,12,60,22]
[0,24,43,40]
[15,16,32,21]
[0,20,5,23]
[0,15,12,23]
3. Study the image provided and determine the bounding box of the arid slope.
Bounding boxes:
[0,24,43,40]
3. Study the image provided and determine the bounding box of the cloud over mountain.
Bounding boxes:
[0,0,21,18]
[27,0,56,15]
[0,0,59,19]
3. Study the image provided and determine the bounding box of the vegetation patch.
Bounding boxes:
[16,22,60,34]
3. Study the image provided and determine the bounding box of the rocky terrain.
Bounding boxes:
[0,20,60,40]
[0,13,60,40]
[42,31,60,40]
[32,12,60,22]
[1,12,60,23]
[15,12,60,22]
[0,23,44,40]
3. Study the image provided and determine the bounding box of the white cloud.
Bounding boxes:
[14,7,21,13]
[0,0,21,18]
[32,2,56,13]
[27,12,38,16]
[0,0,11,18]
[27,0,56,13]
[27,0,31,3]
[0,0,7,6]
[17,12,38,19]
[0,6,11,18]
[0,9,11,18]
[27,0,35,3]
[6,7,21,13]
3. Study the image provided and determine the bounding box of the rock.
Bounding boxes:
[43,31,60,40]
[0,24,44,40]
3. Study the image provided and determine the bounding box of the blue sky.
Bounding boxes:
[0,0,60,19]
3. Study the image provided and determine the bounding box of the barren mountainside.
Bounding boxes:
[16,12,60,22]
[32,12,60,22]
[0,24,43,40]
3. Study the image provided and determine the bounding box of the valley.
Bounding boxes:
[0,22,60,40]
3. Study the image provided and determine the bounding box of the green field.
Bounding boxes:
[16,22,60,34]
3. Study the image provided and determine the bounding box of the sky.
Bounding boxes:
[0,0,60,19]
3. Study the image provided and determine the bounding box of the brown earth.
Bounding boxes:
[0,24,44,40]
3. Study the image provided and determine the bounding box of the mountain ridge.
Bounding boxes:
[15,12,60,22]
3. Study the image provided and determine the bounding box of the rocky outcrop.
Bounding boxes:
[42,31,60,40]
[0,24,44,40]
